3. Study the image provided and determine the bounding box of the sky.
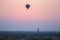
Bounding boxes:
[0,0,60,31]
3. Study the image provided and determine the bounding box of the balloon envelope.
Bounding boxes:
[26,4,30,9]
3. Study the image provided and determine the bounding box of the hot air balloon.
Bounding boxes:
[25,0,30,10]
[26,4,30,10]
[25,0,30,16]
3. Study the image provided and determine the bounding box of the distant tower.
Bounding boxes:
[37,28,39,37]
[37,28,39,32]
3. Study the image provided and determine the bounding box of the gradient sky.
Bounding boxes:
[0,0,60,31]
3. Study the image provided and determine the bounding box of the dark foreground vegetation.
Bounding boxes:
[0,31,60,40]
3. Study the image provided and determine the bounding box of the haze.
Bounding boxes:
[0,0,60,31]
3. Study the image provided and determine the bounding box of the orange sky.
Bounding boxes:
[0,0,60,23]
